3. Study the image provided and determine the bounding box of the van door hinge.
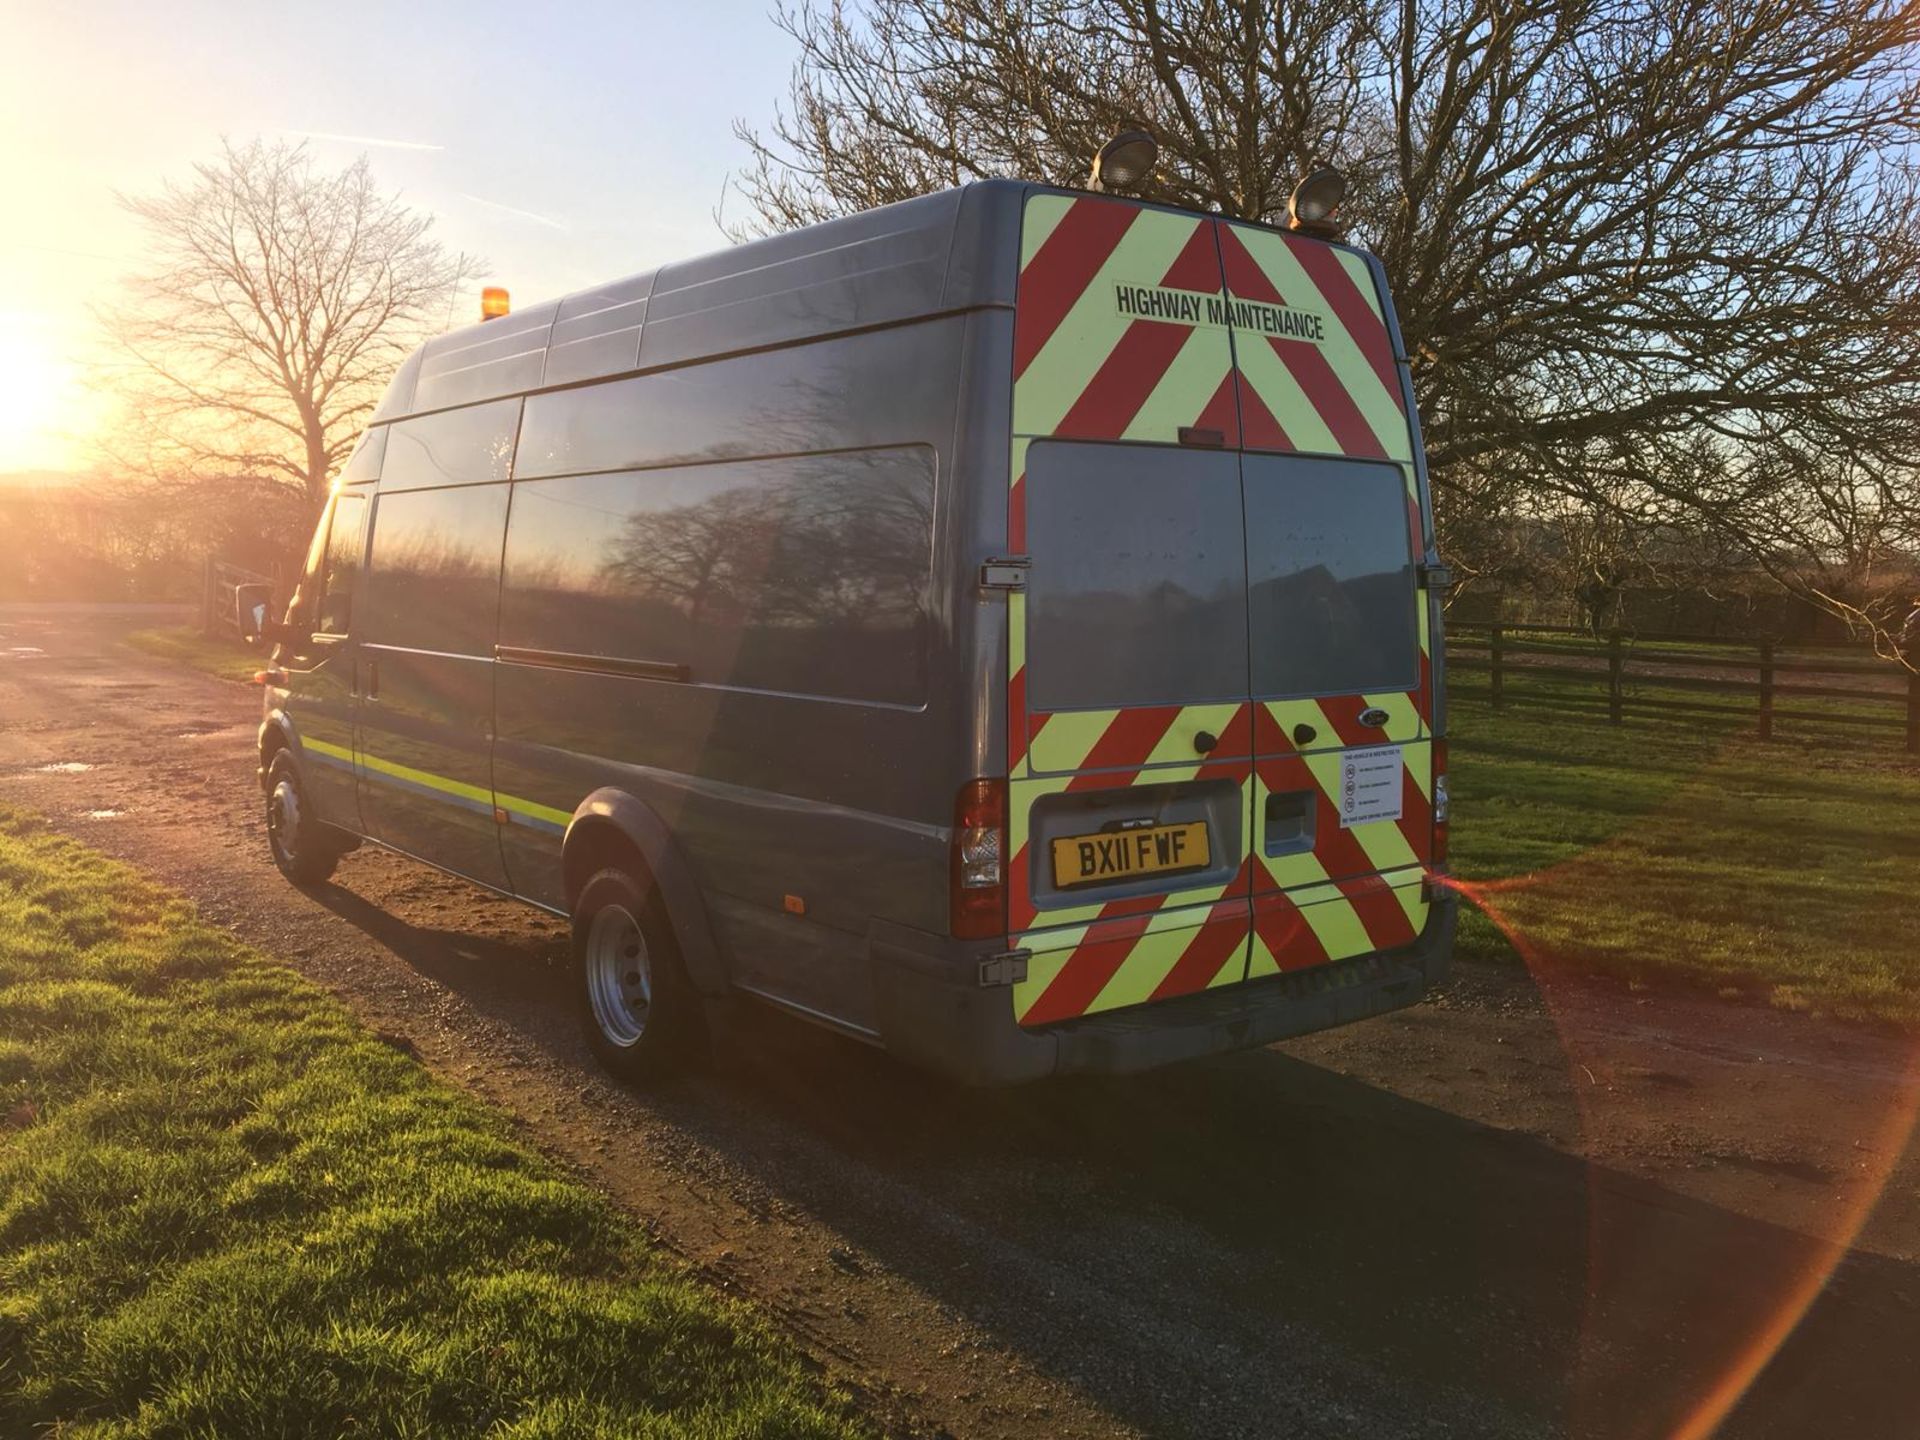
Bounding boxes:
[977,949,1030,987]
[979,556,1030,592]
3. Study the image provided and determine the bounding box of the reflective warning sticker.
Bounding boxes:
[1337,745,1406,828]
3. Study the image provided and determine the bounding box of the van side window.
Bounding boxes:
[381,398,519,491]
[336,427,387,486]
[1243,456,1416,698]
[316,492,367,635]
[500,448,934,706]
[361,485,509,655]
[514,324,946,479]
[280,493,338,665]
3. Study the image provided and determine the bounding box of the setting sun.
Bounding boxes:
[0,311,83,472]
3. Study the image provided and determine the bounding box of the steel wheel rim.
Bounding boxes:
[268,777,300,864]
[586,903,651,1047]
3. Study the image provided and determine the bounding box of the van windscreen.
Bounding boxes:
[1025,441,1246,712]
[1244,455,1416,698]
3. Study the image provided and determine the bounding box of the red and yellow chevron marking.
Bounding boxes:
[1004,192,1439,1026]
[1251,689,1432,882]
[1026,699,1251,778]
[1249,869,1430,978]
[1251,741,1433,890]
[1015,897,1252,1028]
[1005,714,1435,1025]
[1217,222,1412,463]
[1012,194,1240,448]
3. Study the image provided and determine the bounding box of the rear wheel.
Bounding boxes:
[265,751,344,886]
[573,867,699,1081]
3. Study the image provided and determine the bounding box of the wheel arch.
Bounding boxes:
[256,711,298,792]
[561,788,728,997]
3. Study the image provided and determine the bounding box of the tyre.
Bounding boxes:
[572,866,700,1082]
[264,750,343,886]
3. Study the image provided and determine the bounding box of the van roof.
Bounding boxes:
[371,181,1390,425]
[374,179,1034,422]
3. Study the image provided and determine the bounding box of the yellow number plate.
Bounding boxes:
[1051,821,1211,888]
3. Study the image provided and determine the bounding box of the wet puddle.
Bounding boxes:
[3,646,47,659]
[177,719,232,738]
[82,809,124,820]
[33,761,96,774]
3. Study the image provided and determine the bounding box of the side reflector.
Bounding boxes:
[252,668,288,687]
[1431,738,1450,868]
[783,893,807,916]
[950,778,1007,940]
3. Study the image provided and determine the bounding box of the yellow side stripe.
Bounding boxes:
[502,793,572,827]
[355,749,493,806]
[301,737,572,830]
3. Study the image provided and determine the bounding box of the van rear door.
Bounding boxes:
[1216,222,1435,976]
[1006,192,1255,1028]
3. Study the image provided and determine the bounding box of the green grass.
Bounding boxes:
[124,627,262,683]
[1447,686,1920,1023]
[0,805,867,1439]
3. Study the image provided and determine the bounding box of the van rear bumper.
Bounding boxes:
[869,891,1457,1086]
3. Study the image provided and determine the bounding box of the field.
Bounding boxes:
[1447,683,1920,1022]
[123,626,262,683]
[0,805,866,1439]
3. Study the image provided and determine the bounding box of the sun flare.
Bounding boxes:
[0,313,86,473]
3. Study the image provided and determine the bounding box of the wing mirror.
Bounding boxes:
[234,583,297,648]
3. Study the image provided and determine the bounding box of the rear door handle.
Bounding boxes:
[365,657,379,700]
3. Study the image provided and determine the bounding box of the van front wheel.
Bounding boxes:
[572,867,696,1082]
[265,751,342,886]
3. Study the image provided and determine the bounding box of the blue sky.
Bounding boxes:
[0,0,803,469]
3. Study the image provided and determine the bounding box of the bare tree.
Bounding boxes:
[99,139,476,511]
[732,0,1920,645]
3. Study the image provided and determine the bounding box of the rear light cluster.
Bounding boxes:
[1431,739,1450,867]
[950,778,1008,939]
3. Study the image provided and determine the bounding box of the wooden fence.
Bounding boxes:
[1446,622,1919,753]
[197,558,275,643]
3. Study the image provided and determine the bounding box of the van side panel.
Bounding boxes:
[348,399,523,891]
[491,317,972,1031]
[354,482,513,890]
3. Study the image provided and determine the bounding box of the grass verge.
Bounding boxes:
[0,805,866,1439]
[124,626,262,683]
[1448,686,1920,1023]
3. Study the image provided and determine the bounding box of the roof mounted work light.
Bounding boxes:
[1088,129,1159,194]
[1288,166,1347,239]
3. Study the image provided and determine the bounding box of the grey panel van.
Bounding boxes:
[254,179,1456,1084]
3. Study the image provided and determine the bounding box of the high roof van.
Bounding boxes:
[251,179,1457,1085]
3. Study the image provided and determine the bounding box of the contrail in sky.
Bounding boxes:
[456,192,569,231]
[285,130,445,152]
